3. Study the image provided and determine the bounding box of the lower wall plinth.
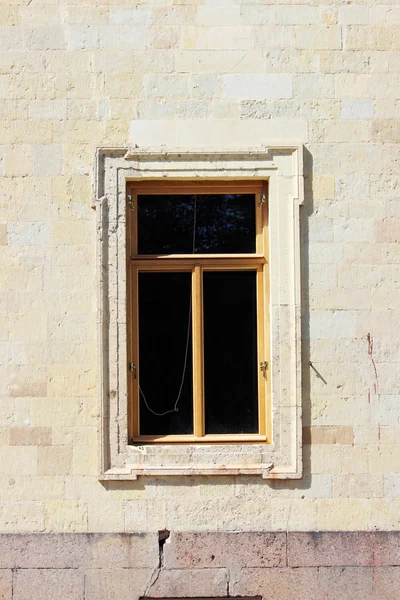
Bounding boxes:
[1,532,399,599]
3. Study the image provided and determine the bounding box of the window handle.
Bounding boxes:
[260,361,268,378]
[129,362,137,379]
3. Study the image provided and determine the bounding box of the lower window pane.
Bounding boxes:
[138,272,193,435]
[204,270,258,434]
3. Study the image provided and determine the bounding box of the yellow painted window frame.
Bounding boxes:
[127,180,271,444]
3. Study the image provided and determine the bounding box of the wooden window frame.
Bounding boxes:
[126,180,271,444]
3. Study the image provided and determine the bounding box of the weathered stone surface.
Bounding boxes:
[233,567,318,599]
[0,571,12,600]
[13,569,84,600]
[373,567,400,600]
[148,568,229,598]
[0,534,158,569]
[288,532,400,567]
[318,567,373,600]
[84,569,152,600]
[164,531,287,569]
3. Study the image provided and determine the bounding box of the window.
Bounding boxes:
[95,142,303,479]
[127,181,270,443]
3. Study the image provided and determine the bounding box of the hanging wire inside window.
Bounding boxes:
[139,195,197,416]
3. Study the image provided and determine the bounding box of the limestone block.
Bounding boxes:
[309,310,357,339]
[0,448,38,476]
[341,99,374,119]
[153,6,196,26]
[344,26,377,51]
[52,175,91,204]
[62,143,91,176]
[190,74,218,99]
[293,74,334,99]
[72,443,97,476]
[0,502,44,532]
[369,446,400,474]
[88,499,125,531]
[45,501,88,532]
[275,5,320,25]
[377,26,400,50]
[198,5,241,26]
[385,474,400,497]
[38,447,72,476]
[310,446,342,474]
[254,25,296,49]
[222,74,292,99]
[125,500,165,531]
[110,6,152,25]
[339,5,370,25]
[8,311,47,342]
[9,427,51,446]
[317,499,371,529]
[181,26,253,50]
[52,221,92,245]
[98,25,147,50]
[28,100,67,121]
[0,476,64,501]
[26,26,67,51]
[150,26,180,50]
[296,25,341,50]
[334,474,383,499]
[0,27,27,52]
[3,145,31,176]
[67,25,99,50]
[143,74,189,98]
[104,74,139,99]
[303,426,354,445]
[32,144,62,177]
[18,5,61,25]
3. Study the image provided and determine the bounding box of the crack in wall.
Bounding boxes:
[142,529,170,597]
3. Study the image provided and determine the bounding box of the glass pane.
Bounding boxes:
[138,193,256,254]
[138,272,193,435]
[203,271,258,434]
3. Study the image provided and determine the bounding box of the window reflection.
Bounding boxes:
[138,193,256,254]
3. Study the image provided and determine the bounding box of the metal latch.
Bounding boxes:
[127,195,134,210]
[129,362,137,378]
[258,193,267,209]
[260,361,268,377]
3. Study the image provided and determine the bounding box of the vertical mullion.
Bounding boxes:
[193,265,204,437]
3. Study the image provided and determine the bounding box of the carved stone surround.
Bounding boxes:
[94,142,304,480]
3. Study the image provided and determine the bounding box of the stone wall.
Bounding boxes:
[1,0,400,534]
[0,532,398,599]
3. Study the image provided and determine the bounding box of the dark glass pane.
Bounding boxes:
[203,271,258,434]
[138,194,255,254]
[138,272,193,435]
